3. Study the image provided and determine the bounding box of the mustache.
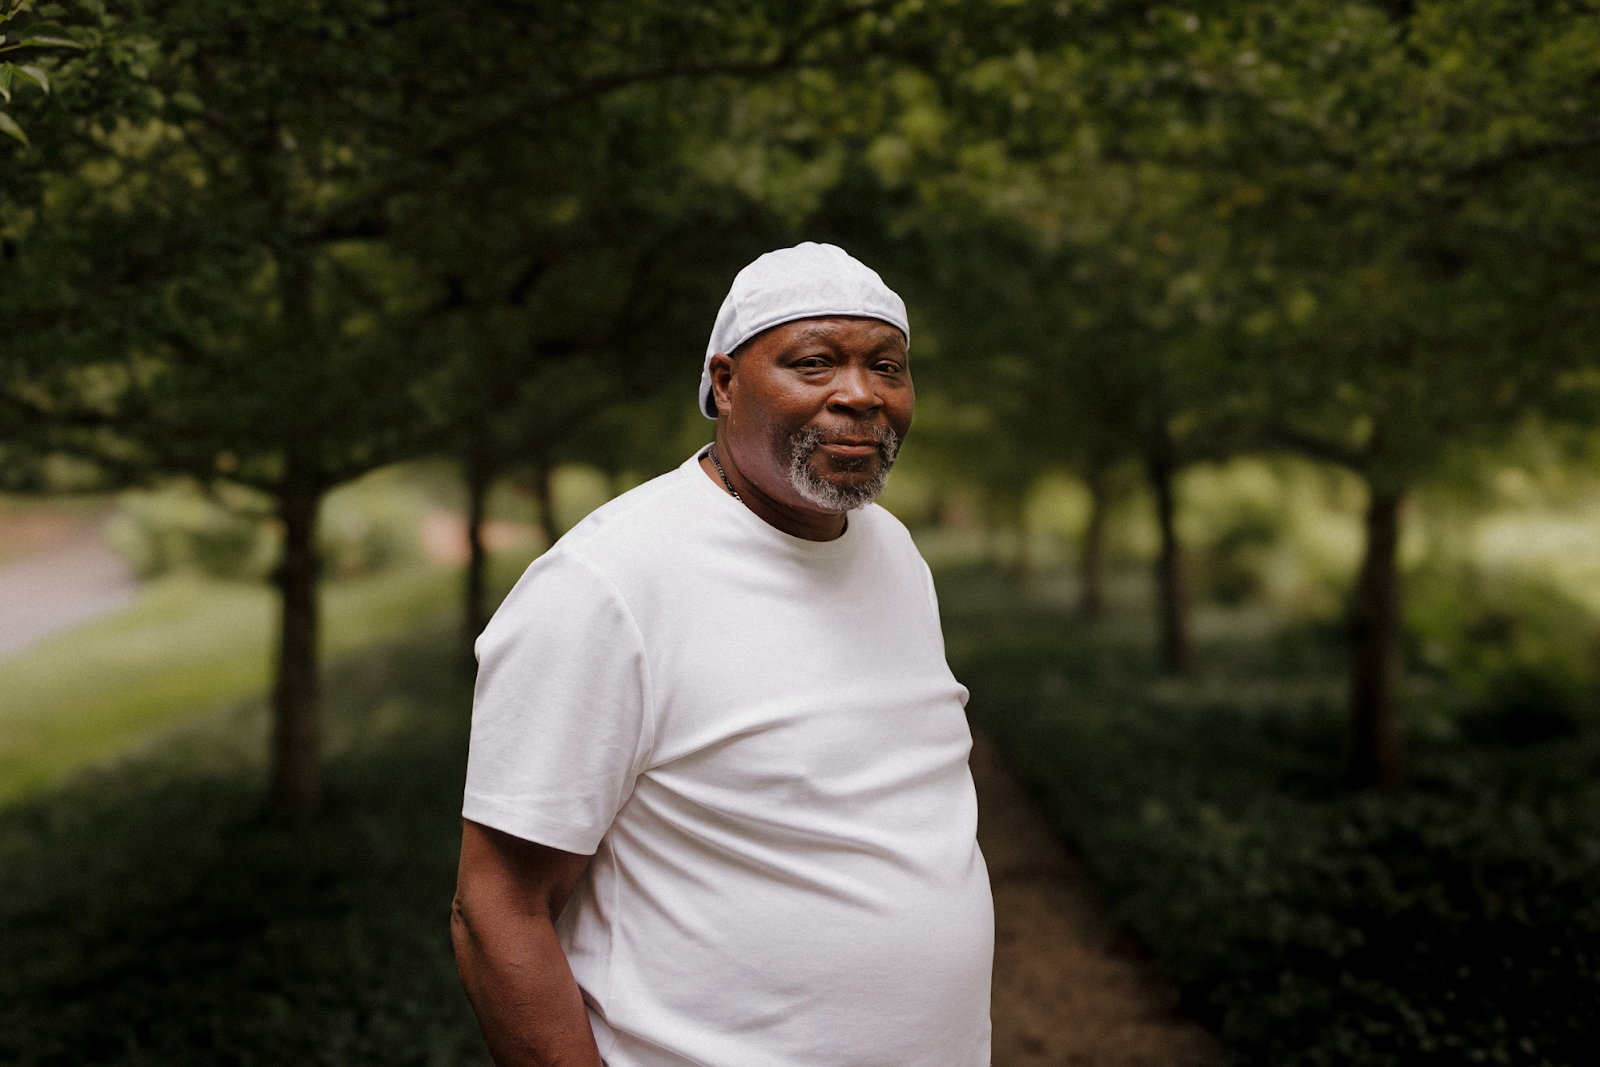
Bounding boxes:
[789,423,901,463]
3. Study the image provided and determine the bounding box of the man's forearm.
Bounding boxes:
[452,892,603,1066]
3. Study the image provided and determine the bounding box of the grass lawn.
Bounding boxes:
[0,551,535,809]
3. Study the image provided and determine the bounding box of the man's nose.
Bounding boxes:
[828,366,882,413]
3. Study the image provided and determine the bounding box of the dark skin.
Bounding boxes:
[452,823,598,1066]
[700,315,915,541]
[451,316,914,1065]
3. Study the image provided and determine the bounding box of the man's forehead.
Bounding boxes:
[771,316,908,350]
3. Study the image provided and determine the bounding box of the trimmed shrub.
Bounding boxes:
[949,574,1600,1067]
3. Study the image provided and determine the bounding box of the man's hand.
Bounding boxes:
[452,820,601,1067]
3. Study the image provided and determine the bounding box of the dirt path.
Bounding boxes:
[973,733,1216,1067]
[0,530,138,659]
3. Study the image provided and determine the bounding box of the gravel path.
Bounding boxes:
[974,733,1216,1067]
[0,531,138,659]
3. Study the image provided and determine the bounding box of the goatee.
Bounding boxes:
[785,424,901,513]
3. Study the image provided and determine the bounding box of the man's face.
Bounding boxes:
[712,316,913,515]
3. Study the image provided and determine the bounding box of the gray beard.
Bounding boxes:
[785,425,901,513]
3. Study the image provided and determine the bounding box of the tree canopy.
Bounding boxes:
[5,0,1600,801]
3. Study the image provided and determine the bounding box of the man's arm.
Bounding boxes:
[452,819,601,1067]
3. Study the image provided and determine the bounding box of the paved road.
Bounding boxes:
[974,733,1216,1067]
[0,532,139,659]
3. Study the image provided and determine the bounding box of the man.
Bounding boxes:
[453,242,993,1067]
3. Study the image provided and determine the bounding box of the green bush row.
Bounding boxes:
[104,472,429,582]
[0,632,488,1067]
[957,600,1600,1066]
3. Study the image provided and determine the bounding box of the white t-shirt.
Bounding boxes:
[464,449,993,1067]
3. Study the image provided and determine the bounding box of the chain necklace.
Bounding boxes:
[706,445,742,503]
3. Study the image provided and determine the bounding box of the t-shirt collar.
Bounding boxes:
[683,446,858,553]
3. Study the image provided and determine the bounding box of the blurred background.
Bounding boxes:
[2,1,1599,1064]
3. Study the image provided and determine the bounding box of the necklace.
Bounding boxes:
[707,445,742,503]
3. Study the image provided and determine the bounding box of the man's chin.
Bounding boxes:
[816,453,882,479]
[789,458,890,513]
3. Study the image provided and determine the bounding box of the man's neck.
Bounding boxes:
[699,449,847,542]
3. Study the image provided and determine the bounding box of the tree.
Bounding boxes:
[390,66,813,644]
[847,46,1247,667]
[889,0,1600,776]
[1,0,154,492]
[1201,0,1600,786]
[45,0,923,809]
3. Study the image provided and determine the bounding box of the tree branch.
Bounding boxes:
[1445,127,1600,183]
[299,0,896,246]
[1257,424,1368,470]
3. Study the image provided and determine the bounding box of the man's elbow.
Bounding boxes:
[450,890,482,976]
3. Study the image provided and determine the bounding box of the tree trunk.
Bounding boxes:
[1148,452,1191,673]
[1349,487,1406,789]
[271,465,323,811]
[463,426,492,644]
[1080,467,1108,620]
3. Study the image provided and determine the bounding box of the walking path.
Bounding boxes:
[0,530,138,659]
[973,733,1216,1067]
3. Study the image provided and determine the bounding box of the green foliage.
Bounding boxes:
[0,0,87,145]
[105,470,434,582]
[0,629,489,1066]
[1202,0,1600,490]
[1174,457,1370,616]
[1410,564,1600,743]
[1179,462,1293,607]
[106,480,277,580]
[317,468,430,581]
[948,569,1600,1066]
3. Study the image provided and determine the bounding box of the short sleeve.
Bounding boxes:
[463,548,652,855]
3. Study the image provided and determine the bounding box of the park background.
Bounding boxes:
[3,0,1599,1063]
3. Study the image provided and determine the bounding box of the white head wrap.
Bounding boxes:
[699,242,909,418]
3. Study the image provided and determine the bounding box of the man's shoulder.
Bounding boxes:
[854,502,926,562]
[485,466,702,633]
[855,500,914,538]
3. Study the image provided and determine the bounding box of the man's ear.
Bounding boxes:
[708,352,735,415]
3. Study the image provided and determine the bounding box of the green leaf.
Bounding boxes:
[0,64,11,103]
[14,62,46,92]
[18,34,81,49]
[0,109,27,145]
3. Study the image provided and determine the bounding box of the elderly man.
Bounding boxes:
[452,242,993,1067]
